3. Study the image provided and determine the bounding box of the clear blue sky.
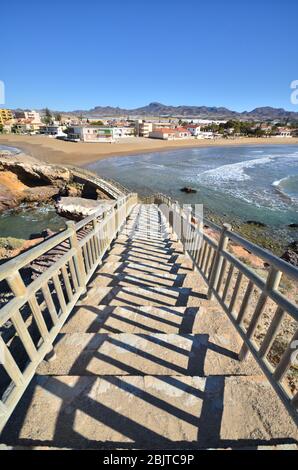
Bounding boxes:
[1,0,298,111]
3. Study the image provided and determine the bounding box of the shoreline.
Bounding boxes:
[1,135,297,259]
[1,134,298,166]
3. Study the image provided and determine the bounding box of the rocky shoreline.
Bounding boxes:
[1,149,297,268]
[0,150,118,260]
[202,205,298,267]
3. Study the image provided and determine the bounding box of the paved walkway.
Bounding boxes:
[1,205,297,449]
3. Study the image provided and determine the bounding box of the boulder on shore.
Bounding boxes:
[281,241,298,267]
[55,197,115,221]
[245,220,267,227]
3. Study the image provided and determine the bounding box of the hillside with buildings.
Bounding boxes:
[1,107,298,142]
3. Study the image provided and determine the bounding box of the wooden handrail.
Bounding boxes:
[0,192,138,432]
[146,192,298,427]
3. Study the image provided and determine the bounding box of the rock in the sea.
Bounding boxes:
[281,241,298,267]
[180,187,197,194]
[288,223,298,228]
[55,197,115,221]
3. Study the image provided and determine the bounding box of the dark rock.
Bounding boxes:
[180,187,197,194]
[245,220,267,227]
[281,241,298,267]
[288,223,298,228]
[30,229,56,240]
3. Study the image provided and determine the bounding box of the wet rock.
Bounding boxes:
[288,223,298,228]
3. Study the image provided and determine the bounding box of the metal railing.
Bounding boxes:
[0,192,138,432]
[145,193,298,427]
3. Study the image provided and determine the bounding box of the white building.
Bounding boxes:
[186,125,201,137]
[39,125,66,137]
[135,120,153,137]
[15,110,41,122]
[149,128,177,140]
[149,127,191,140]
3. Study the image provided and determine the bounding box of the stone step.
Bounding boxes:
[107,246,177,263]
[97,261,194,279]
[88,270,204,291]
[36,333,259,376]
[103,253,193,267]
[84,284,208,307]
[61,306,203,334]
[2,374,297,449]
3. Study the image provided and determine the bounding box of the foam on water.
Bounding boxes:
[87,144,298,226]
[195,155,273,184]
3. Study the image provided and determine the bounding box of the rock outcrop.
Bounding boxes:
[281,241,298,267]
[0,158,70,187]
[55,197,115,221]
[0,153,71,212]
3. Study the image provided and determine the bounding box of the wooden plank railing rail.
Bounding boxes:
[0,192,138,432]
[144,192,298,426]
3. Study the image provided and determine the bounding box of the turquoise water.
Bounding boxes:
[0,204,66,239]
[87,145,298,227]
[0,145,66,239]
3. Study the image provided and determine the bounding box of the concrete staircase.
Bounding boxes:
[1,205,297,449]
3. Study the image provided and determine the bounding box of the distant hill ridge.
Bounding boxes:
[13,102,298,121]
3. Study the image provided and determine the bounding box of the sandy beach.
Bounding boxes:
[1,134,298,166]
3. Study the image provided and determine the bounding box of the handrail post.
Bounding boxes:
[207,223,231,300]
[239,266,282,361]
[6,270,54,359]
[114,202,119,237]
[66,221,87,294]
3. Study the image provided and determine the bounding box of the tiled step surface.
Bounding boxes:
[82,285,208,307]
[36,333,259,377]
[2,203,297,449]
[2,375,297,449]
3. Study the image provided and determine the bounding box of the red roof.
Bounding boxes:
[153,128,176,134]
[175,127,191,132]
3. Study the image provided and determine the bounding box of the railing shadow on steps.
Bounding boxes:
[142,192,298,428]
[0,189,297,434]
[0,192,138,432]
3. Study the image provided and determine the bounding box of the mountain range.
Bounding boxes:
[14,102,298,121]
[69,102,298,121]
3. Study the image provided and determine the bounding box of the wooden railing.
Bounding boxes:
[145,193,298,426]
[64,165,130,198]
[0,192,138,432]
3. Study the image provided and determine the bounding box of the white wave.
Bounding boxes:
[272,177,287,187]
[196,156,273,184]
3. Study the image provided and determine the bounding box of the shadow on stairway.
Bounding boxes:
[2,367,297,449]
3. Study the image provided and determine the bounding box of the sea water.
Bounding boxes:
[87,145,298,227]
